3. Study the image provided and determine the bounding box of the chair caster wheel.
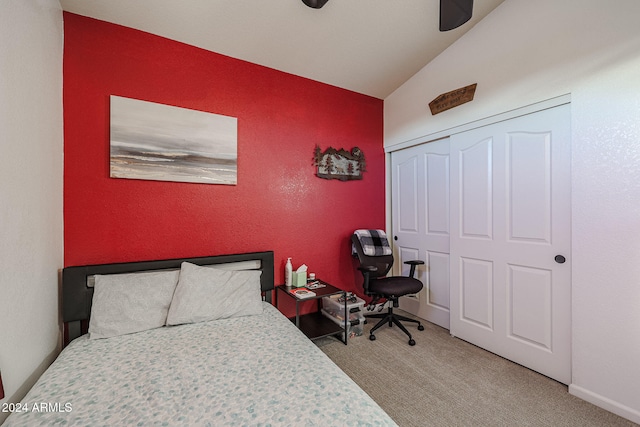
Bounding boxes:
[418,325,425,331]
[369,334,376,341]
[409,339,416,346]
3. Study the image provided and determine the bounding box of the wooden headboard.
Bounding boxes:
[62,251,275,345]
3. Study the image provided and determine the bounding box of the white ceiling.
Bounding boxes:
[59,0,505,99]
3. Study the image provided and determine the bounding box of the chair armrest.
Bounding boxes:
[403,260,424,279]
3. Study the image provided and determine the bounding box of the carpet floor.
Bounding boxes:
[316,311,637,427]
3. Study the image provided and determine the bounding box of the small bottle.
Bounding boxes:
[285,258,293,287]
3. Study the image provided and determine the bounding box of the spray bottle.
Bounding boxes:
[285,257,293,287]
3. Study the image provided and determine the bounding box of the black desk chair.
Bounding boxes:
[351,230,425,346]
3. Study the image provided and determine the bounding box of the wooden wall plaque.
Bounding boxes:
[429,83,477,115]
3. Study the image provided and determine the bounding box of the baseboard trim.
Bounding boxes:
[569,384,640,424]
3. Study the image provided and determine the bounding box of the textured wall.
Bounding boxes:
[569,55,640,422]
[0,0,63,419]
[63,13,384,298]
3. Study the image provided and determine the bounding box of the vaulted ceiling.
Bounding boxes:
[59,0,505,99]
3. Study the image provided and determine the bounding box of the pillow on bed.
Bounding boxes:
[88,270,180,339]
[166,262,263,326]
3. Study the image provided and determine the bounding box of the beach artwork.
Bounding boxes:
[110,96,238,185]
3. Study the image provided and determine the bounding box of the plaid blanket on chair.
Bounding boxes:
[353,229,393,256]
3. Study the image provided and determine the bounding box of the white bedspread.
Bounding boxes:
[4,303,397,426]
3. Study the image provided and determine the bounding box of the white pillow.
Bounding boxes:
[88,270,179,339]
[166,262,263,326]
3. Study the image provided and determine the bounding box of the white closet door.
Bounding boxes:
[392,138,450,329]
[449,104,571,384]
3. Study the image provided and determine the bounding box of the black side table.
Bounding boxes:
[276,280,348,345]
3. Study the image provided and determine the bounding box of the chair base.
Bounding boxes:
[366,306,424,346]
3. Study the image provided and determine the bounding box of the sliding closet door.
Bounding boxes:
[449,104,571,384]
[392,138,450,329]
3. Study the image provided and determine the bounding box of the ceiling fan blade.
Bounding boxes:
[302,0,329,9]
[439,0,473,31]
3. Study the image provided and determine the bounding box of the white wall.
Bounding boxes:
[569,55,640,422]
[0,0,64,423]
[385,0,640,423]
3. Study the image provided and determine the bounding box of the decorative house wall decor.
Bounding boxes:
[110,95,238,185]
[313,145,366,181]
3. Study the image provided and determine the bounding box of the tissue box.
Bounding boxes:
[292,272,307,287]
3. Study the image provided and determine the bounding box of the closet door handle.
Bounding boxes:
[554,255,566,264]
[394,236,398,241]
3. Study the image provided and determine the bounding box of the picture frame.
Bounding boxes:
[313,145,366,181]
[110,96,238,185]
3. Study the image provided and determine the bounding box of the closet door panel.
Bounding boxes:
[450,104,571,385]
[392,138,450,329]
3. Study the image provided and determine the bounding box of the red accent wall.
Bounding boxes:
[63,13,384,298]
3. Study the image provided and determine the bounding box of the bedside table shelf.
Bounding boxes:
[276,281,348,345]
[290,311,344,341]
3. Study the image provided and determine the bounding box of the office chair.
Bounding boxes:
[351,230,425,346]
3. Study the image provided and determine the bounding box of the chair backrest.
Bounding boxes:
[351,230,394,280]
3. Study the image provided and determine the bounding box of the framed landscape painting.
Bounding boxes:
[110,96,238,185]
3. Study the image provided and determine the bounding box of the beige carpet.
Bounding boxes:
[316,312,637,427]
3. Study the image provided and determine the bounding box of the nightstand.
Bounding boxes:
[276,280,348,345]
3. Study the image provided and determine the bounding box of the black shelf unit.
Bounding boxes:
[276,281,348,345]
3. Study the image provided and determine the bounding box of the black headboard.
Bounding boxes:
[62,251,274,344]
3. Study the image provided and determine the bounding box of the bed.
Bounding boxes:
[4,251,397,426]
